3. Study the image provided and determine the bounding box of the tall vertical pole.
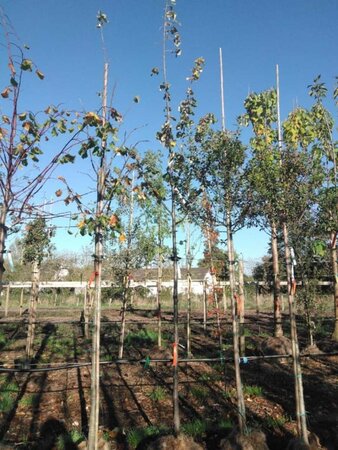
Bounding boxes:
[88,62,108,450]
[219,48,226,131]
[276,64,308,444]
[186,222,192,356]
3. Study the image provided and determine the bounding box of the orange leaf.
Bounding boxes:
[1,87,11,98]
[55,189,62,197]
[109,214,118,227]
[119,234,126,243]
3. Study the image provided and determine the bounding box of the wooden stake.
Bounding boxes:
[4,285,9,317]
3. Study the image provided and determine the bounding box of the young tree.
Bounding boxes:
[0,15,89,299]
[22,217,53,361]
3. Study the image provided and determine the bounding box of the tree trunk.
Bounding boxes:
[171,186,180,435]
[25,260,40,361]
[227,209,246,433]
[271,221,283,337]
[0,206,8,302]
[186,223,192,356]
[283,221,308,444]
[157,230,163,348]
[118,277,128,359]
[331,231,338,341]
[88,62,108,450]
[238,259,245,356]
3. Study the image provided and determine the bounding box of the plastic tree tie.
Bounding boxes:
[239,357,249,364]
[144,356,150,369]
[172,343,178,367]
[88,271,99,287]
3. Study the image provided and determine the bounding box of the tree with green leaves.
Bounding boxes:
[181,124,248,432]
[306,75,338,340]
[240,88,284,337]
[22,217,53,361]
[60,12,141,447]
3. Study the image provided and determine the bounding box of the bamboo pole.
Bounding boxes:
[118,171,135,359]
[88,61,108,450]
[19,288,24,317]
[4,285,9,317]
[157,220,163,348]
[276,64,308,444]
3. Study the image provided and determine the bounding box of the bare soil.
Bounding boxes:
[0,308,337,449]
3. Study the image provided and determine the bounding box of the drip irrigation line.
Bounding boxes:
[0,352,337,373]
[1,317,333,326]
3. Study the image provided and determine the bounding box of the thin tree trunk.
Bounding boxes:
[88,62,108,450]
[157,222,163,348]
[84,286,90,339]
[227,209,246,433]
[283,221,308,444]
[271,221,283,337]
[118,278,128,359]
[238,259,245,356]
[171,185,180,435]
[25,260,40,361]
[186,222,192,356]
[0,206,8,303]
[331,231,338,341]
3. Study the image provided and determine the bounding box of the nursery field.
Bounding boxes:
[0,304,337,450]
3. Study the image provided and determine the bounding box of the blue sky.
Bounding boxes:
[1,0,337,266]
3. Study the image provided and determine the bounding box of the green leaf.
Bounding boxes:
[21,59,33,71]
[59,154,75,164]
[10,77,18,87]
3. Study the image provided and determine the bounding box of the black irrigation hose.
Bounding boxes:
[0,317,334,326]
[0,352,337,373]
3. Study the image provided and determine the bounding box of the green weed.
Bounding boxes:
[0,391,15,413]
[190,386,209,401]
[148,387,166,402]
[222,388,236,399]
[125,329,158,347]
[243,385,264,396]
[218,419,233,430]
[19,394,40,408]
[126,425,167,449]
[182,419,207,438]
[0,330,7,349]
[56,429,85,449]
[265,415,290,429]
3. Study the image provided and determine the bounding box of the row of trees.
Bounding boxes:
[1,1,337,446]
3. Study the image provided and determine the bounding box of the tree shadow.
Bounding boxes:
[34,417,77,450]
[0,323,56,441]
[73,327,88,435]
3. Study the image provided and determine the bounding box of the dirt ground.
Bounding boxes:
[0,307,337,449]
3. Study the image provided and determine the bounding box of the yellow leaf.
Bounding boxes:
[119,234,126,243]
[36,69,45,80]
